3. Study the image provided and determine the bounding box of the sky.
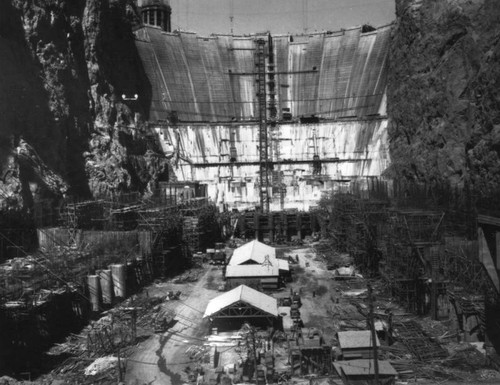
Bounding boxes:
[168,0,396,35]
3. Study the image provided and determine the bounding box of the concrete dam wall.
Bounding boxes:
[135,24,392,209]
[154,119,389,210]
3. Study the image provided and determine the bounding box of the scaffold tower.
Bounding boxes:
[255,38,270,213]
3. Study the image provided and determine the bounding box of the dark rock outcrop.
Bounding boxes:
[387,0,500,201]
[0,0,169,211]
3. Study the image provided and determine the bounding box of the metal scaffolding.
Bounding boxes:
[255,38,270,212]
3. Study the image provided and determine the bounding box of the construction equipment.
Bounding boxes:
[166,291,181,300]
[292,292,302,307]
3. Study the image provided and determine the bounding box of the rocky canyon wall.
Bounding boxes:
[3,0,500,214]
[387,0,500,204]
[0,0,169,213]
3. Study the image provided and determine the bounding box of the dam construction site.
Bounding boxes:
[1,0,500,384]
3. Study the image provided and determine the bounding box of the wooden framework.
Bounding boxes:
[238,211,313,242]
[392,319,448,361]
[289,345,332,375]
[212,301,275,319]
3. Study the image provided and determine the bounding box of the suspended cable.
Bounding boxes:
[149,93,384,104]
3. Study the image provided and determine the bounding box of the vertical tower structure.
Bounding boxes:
[138,0,172,32]
[255,38,270,213]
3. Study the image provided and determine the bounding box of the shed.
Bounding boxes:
[228,240,276,266]
[204,285,279,330]
[227,240,289,287]
[277,259,290,272]
[277,259,292,282]
[337,330,380,360]
[333,359,397,385]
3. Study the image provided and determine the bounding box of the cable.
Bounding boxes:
[0,231,98,307]
[35,227,138,300]
[126,337,240,367]
[149,94,384,104]
[148,103,380,120]
[174,318,196,330]
[176,299,206,315]
[168,329,207,342]
[1,225,146,316]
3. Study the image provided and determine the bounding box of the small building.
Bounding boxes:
[228,240,276,265]
[337,330,380,360]
[203,285,279,330]
[225,264,279,290]
[333,359,397,385]
[277,259,291,282]
[227,240,289,286]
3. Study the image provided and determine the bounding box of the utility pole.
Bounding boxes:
[367,283,380,385]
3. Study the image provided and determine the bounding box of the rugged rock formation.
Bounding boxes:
[0,0,170,212]
[2,0,500,213]
[387,0,500,201]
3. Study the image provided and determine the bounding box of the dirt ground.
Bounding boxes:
[117,245,500,385]
[4,245,497,385]
[125,265,223,385]
[122,247,354,385]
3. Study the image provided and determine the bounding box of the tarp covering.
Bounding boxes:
[203,285,278,318]
[135,25,392,122]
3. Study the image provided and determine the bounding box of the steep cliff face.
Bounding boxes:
[0,0,169,211]
[387,0,500,200]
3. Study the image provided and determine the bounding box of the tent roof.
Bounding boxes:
[334,359,397,376]
[228,240,276,266]
[338,330,380,349]
[203,285,278,318]
[225,264,279,278]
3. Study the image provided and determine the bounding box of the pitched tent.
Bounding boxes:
[204,285,279,330]
[228,240,276,266]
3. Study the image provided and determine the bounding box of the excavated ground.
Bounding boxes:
[5,244,494,385]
